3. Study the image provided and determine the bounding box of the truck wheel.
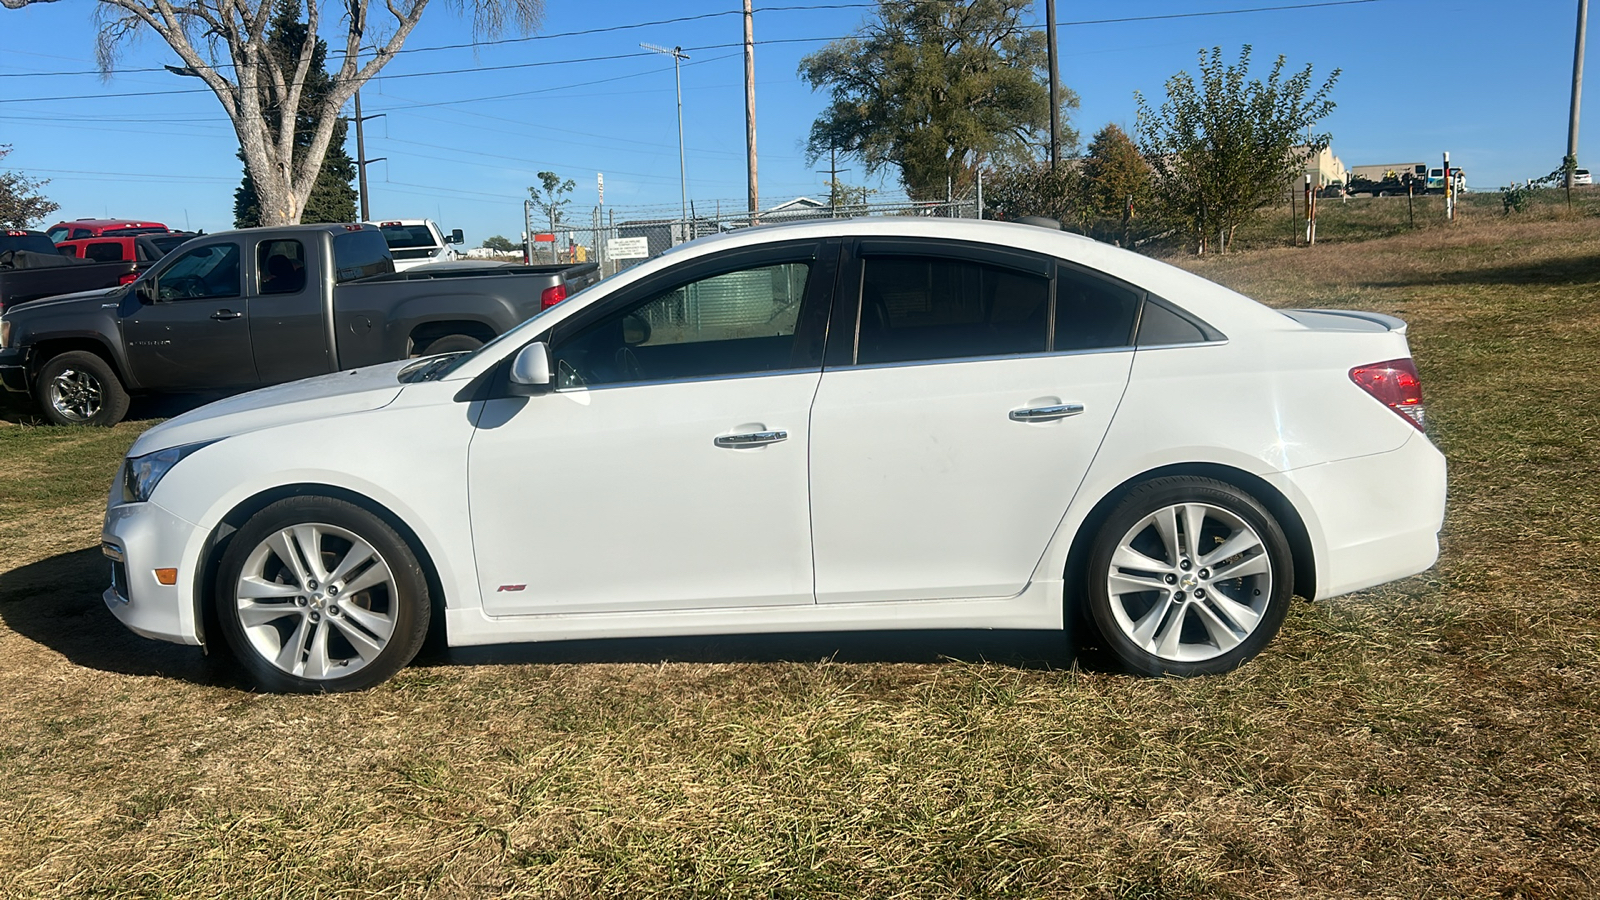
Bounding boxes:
[419,334,483,356]
[35,350,130,427]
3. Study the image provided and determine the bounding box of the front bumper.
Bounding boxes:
[102,497,206,646]
[0,346,31,397]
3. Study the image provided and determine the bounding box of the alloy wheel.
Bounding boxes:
[47,368,103,423]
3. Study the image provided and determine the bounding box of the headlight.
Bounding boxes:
[122,440,218,504]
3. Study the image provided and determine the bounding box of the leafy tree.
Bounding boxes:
[529,171,575,234]
[0,145,59,228]
[233,0,356,229]
[481,234,517,251]
[825,179,875,214]
[2,0,541,226]
[981,161,1080,226]
[1078,124,1155,246]
[1136,46,1339,254]
[800,0,1077,201]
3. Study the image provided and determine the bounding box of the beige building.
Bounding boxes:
[1287,145,1347,193]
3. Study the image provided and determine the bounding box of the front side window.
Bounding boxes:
[554,261,811,388]
[857,256,1049,365]
[257,239,307,294]
[46,227,69,243]
[156,243,241,301]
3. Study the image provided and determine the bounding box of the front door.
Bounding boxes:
[808,244,1139,603]
[467,244,836,617]
[123,240,256,390]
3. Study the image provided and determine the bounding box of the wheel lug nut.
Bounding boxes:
[1199,568,1210,579]
[328,585,340,596]
[328,604,339,615]
[1194,588,1205,598]
[1179,559,1192,571]
[1174,591,1186,601]
[307,580,318,591]
[1164,573,1177,585]
[296,596,308,607]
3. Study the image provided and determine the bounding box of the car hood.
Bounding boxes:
[3,284,124,314]
[129,360,413,456]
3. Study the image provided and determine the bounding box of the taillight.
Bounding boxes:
[1350,358,1426,431]
[117,272,139,285]
[540,284,567,310]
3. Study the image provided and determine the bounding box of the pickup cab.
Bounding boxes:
[374,219,464,271]
[0,223,600,425]
[1,229,138,314]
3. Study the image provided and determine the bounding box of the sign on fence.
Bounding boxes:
[607,237,650,259]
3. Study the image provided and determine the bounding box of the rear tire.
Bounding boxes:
[418,334,483,356]
[1083,476,1293,677]
[34,350,130,427]
[215,496,431,693]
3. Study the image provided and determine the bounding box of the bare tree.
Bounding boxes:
[0,0,542,225]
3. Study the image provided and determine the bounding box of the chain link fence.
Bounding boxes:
[528,196,981,277]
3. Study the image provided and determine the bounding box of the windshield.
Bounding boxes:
[378,224,440,250]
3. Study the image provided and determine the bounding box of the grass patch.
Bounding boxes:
[1,209,1598,897]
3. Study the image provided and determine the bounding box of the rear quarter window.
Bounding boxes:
[332,230,396,282]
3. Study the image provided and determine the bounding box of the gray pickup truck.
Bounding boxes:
[0,222,599,425]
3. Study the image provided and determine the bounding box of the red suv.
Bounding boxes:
[44,218,169,243]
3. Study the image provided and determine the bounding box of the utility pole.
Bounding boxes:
[743,0,760,224]
[350,90,386,222]
[826,147,851,217]
[643,43,691,239]
[1569,0,1590,189]
[1046,0,1061,169]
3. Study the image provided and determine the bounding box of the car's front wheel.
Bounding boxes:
[35,350,130,427]
[215,496,431,692]
[1084,476,1293,676]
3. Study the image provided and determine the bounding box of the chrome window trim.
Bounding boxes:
[1130,339,1231,352]
[553,365,822,394]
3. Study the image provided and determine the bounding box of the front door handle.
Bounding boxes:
[1009,403,1085,422]
[210,309,243,320]
[714,430,788,448]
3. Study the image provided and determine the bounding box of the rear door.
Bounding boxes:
[248,235,335,383]
[123,239,256,389]
[807,239,1138,604]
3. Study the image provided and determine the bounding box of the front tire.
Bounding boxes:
[215,496,431,693]
[35,350,130,427]
[1084,476,1293,677]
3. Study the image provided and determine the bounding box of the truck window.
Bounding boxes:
[46,226,70,243]
[332,230,395,282]
[156,244,241,301]
[84,241,126,262]
[257,239,307,294]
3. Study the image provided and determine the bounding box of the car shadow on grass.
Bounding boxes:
[0,392,231,426]
[1,546,1092,686]
[0,546,243,687]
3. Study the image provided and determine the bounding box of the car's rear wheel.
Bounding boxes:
[215,497,430,692]
[35,350,130,427]
[1084,476,1293,676]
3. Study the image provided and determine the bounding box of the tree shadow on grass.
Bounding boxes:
[1365,252,1600,289]
[2,546,1090,687]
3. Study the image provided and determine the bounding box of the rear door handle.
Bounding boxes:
[210,310,243,320]
[714,430,788,448]
[1009,403,1085,422]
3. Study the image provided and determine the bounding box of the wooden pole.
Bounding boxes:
[744,0,759,223]
[1046,0,1061,169]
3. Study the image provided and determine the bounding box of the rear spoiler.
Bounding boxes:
[1281,308,1408,336]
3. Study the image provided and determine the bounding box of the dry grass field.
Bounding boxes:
[1,205,1597,898]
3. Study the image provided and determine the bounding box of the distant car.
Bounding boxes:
[97,219,1447,692]
[55,232,199,283]
[371,219,464,272]
[45,219,169,243]
[1573,169,1592,186]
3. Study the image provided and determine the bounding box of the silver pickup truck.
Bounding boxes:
[0,222,599,425]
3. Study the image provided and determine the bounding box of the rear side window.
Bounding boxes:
[1054,267,1140,351]
[857,256,1049,365]
[70,228,92,240]
[83,241,126,262]
[1135,296,1219,346]
[332,230,395,282]
[46,227,69,243]
[257,239,307,294]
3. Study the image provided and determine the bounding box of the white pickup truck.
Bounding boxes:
[373,219,464,271]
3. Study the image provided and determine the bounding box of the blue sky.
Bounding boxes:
[0,0,1591,241]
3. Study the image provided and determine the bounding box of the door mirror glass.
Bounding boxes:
[448,229,464,245]
[620,313,651,346]
[135,280,155,304]
[509,341,552,394]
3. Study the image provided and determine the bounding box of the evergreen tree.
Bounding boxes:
[233,0,357,228]
[1077,124,1155,246]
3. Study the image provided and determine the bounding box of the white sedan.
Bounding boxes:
[101,219,1446,692]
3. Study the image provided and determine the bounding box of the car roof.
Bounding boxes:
[51,219,166,230]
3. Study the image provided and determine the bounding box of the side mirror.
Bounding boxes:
[135,280,155,304]
[508,341,552,395]
[448,229,464,245]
